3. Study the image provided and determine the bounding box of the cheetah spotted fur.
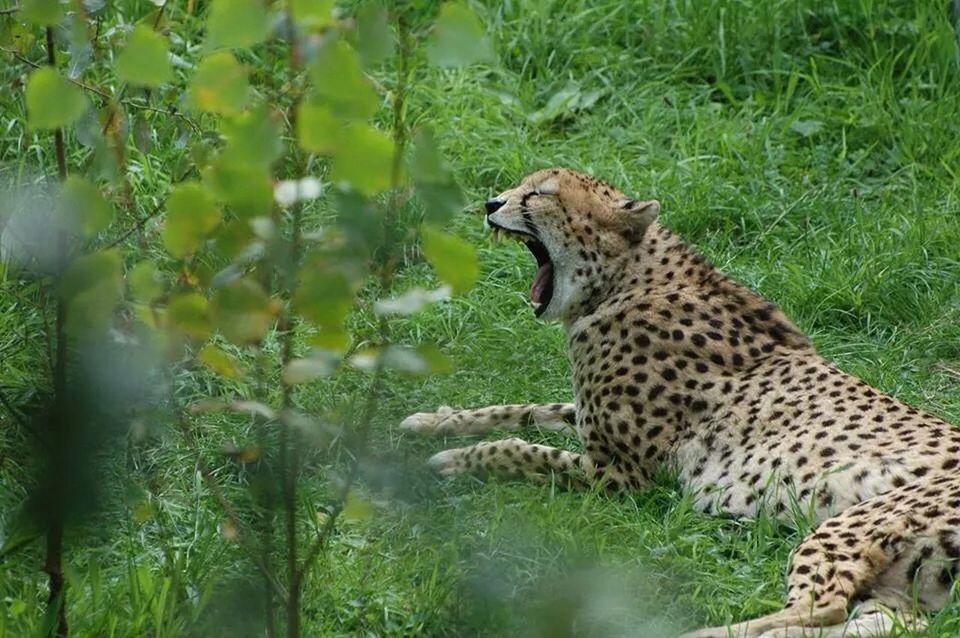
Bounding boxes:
[402,168,960,637]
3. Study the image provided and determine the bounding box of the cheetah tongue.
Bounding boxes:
[530,263,554,305]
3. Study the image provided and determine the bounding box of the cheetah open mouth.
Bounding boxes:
[488,222,554,317]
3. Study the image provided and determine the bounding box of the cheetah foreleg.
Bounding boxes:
[401,403,576,436]
[427,437,596,487]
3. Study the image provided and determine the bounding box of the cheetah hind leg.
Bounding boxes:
[755,600,926,637]
[679,599,849,638]
[400,403,576,436]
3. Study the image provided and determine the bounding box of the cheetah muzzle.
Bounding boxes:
[406,167,960,638]
[485,197,554,316]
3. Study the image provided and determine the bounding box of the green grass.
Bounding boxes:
[3,0,960,636]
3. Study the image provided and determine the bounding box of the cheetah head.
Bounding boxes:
[484,167,659,323]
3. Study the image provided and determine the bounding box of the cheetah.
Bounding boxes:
[402,168,960,637]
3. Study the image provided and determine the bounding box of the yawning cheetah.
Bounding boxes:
[403,168,960,637]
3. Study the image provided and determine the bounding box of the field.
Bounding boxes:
[2,1,960,636]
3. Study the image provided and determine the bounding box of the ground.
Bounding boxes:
[2,1,960,636]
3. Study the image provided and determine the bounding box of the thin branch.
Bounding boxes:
[0,6,20,16]
[2,46,202,134]
[102,203,163,250]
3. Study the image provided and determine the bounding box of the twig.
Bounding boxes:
[102,204,163,250]
[2,46,202,134]
[0,6,20,16]
[935,362,960,382]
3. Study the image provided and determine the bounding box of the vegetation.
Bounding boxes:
[1,0,959,636]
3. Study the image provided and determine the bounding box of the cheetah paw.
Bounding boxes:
[427,448,467,476]
[399,406,455,434]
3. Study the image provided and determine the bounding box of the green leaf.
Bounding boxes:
[296,102,339,154]
[22,0,63,26]
[307,39,379,120]
[59,250,123,335]
[162,182,222,258]
[25,67,86,130]
[342,491,374,521]
[420,225,478,294]
[59,176,113,237]
[211,278,277,344]
[426,3,493,67]
[115,25,173,87]
[294,270,353,332]
[354,1,394,65]
[331,122,394,194]
[206,0,269,49]
[205,156,273,218]
[198,343,241,377]
[220,106,282,168]
[128,261,164,302]
[167,293,211,339]
[411,128,464,222]
[291,0,336,29]
[59,249,122,302]
[187,52,249,115]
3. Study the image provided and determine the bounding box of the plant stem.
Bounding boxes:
[43,24,69,638]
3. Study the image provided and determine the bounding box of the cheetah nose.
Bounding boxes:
[485,199,506,215]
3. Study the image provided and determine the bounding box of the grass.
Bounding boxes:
[2,0,960,636]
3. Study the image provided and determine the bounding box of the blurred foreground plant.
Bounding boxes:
[1,1,493,635]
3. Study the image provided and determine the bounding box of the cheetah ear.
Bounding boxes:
[617,199,660,243]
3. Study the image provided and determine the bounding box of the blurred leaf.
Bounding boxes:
[274,177,323,207]
[355,1,393,65]
[223,443,262,464]
[26,67,86,130]
[296,102,339,154]
[59,176,113,237]
[198,343,241,378]
[115,25,173,87]
[374,285,451,316]
[188,399,276,420]
[187,52,249,115]
[0,501,42,561]
[790,119,825,137]
[128,261,163,302]
[221,106,282,168]
[291,0,336,29]
[426,3,493,67]
[59,249,121,301]
[207,0,269,49]
[307,39,379,120]
[22,0,63,26]
[163,182,222,258]
[167,292,211,339]
[211,278,276,344]
[60,250,123,335]
[411,128,464,222]
[342,491,374,521]
[220,518,239,540]
[206,157,273,218]
[528,81,602,125]
[282,349,338,384]
[294,270,353,333]
[133,117,153,153]
[350,344,451,376]
[132,500,155,524]
[420,225,478,294]
[331,122,394,194]
[213,219,256,259]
